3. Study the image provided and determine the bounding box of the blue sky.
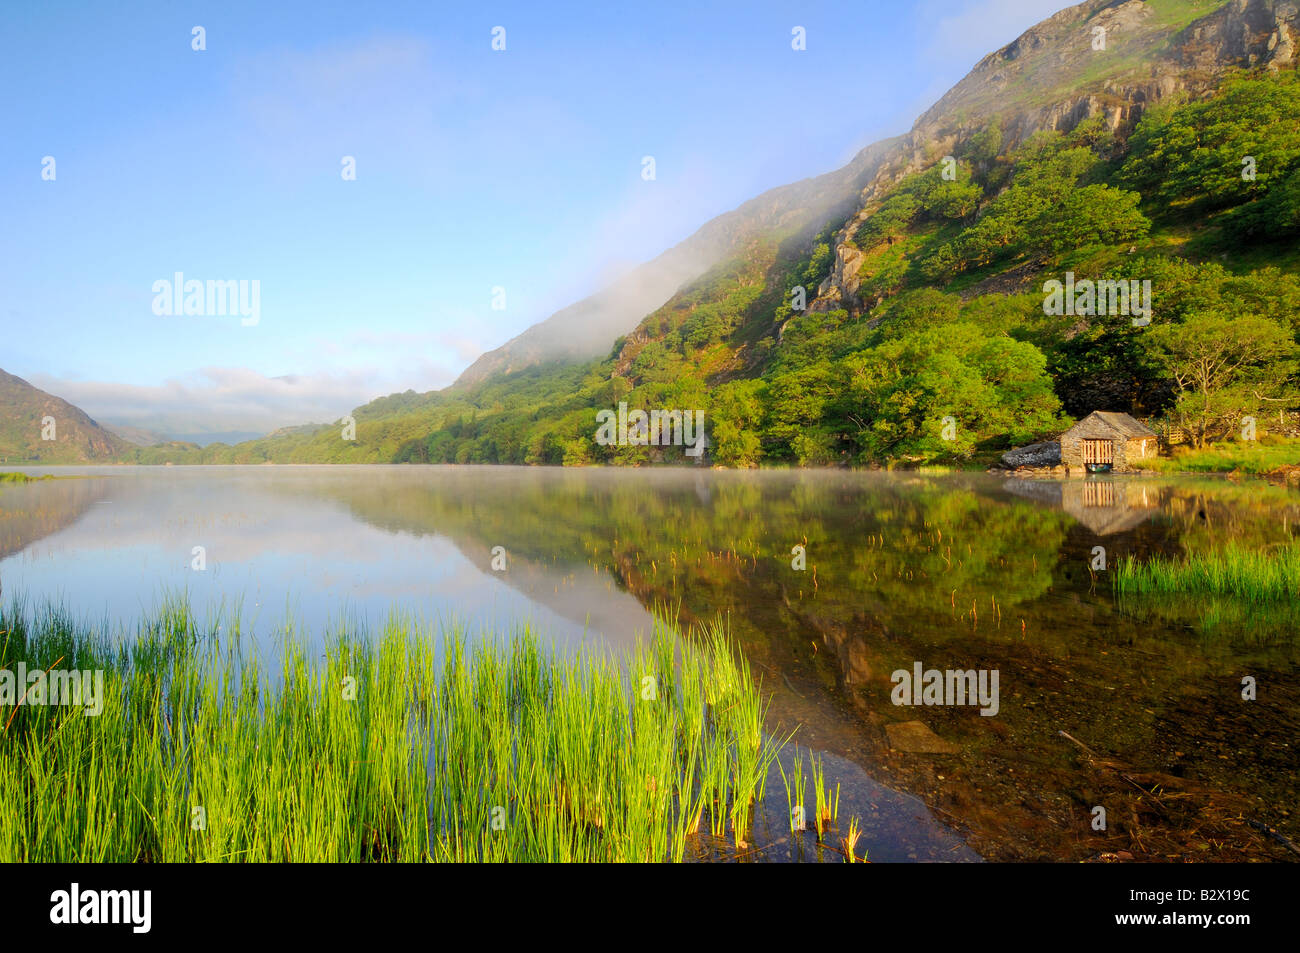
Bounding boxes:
[0,0,1066,436]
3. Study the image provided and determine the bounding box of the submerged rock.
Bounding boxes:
[885,720,961,755]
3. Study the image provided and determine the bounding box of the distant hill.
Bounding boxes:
[0,368,129,463]
[166,430,267,447]
[105,422,268,447]
[104,423,168,447]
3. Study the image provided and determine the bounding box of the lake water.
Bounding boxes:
[2,465,1297,862]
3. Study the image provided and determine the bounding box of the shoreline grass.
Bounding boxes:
[0,601,785,862]
[1132,437,1300,476]
[1114,542,1300,603]
[0,472,53,484]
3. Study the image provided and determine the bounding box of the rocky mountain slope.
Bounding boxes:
[811,0,1296,316]
[472,0,1294,385]
[455,138,900,386]
[0,368,129,463]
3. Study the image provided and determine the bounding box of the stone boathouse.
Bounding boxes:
[1059,411,1157,473]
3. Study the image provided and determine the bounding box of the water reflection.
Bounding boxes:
[2,465,1296,861]
[1002,476,1160,535]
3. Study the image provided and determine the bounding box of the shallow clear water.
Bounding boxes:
[3,465,1296,861]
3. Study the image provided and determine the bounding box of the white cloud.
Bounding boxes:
[30,367,384,436]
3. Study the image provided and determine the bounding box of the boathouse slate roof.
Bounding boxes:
[1063,411,1156,439]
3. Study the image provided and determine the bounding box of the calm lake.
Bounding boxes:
[2,465,1297,862]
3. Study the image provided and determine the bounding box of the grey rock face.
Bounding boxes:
[1001,441,1062,469]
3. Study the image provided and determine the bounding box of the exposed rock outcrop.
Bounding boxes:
[810,0,1300,318]
[1001,441,1063,469]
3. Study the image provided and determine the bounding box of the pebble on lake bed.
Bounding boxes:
[885,721,961,755]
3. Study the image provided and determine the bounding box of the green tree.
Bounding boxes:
[1224,166,1300,241]
[1040,184,1149,252]
[843,323,1064,461]
[709,379,765,467]
[1120,72,1300,213]
[1146,311,1298,447]
[965,121,1003,163]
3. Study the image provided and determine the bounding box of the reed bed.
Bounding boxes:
[0,600,784,862]
[775,745,862,861]
[1113,542,1300,604]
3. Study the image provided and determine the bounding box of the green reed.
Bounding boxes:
[1114,542,1300,604]
[843,814,864,863]
[0,599,784,862]
[811,752,839,841]
[778,745,807,834]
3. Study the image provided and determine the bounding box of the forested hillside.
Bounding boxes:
[132,0,1300,468]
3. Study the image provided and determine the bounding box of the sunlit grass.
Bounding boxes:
[1114,542,1300,603]
[0,599,785,862]
[1133,437,1300,475]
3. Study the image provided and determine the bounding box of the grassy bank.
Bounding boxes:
[0,602,794,862]
[0,472,52,484]
[1132,437,1300,476]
